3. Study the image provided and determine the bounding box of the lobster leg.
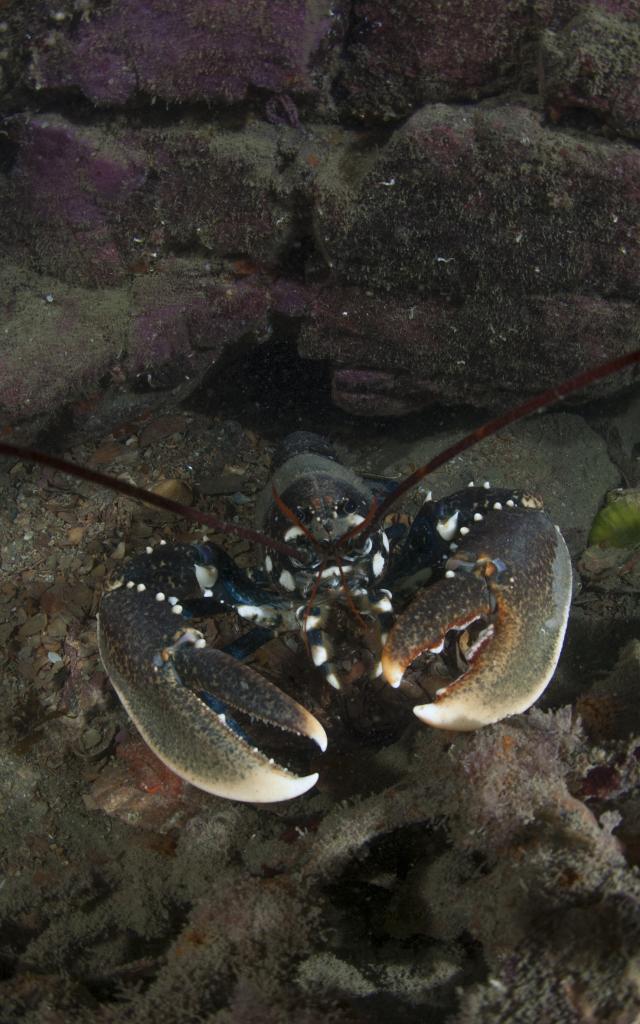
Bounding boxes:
[302,601,344,690]
[302,588,394,690]
[381,508,572,730]
[221,626,275,662]
[98,543,326,802]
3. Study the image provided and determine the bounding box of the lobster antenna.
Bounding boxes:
[0,439,303,560]
[338,347,640,545]
[1,348,638,551]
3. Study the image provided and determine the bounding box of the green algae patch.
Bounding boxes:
[588,490,640,548]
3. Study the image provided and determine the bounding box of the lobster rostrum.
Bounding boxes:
[1,350,639,803]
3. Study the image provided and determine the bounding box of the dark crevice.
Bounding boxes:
[185,324,334,438]
[0,123,20,173]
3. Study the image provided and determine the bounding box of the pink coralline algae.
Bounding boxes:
[30,0,336,106]
[4,116,148,286]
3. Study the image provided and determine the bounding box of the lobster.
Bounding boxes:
[1,349,638,802]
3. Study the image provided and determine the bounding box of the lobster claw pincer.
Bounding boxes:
[97,543,327,803]
[381,506,573,730]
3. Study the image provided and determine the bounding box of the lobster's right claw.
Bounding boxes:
[98,564,326,803]
[381,507,573,731]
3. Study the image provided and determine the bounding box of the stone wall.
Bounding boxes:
[0,0,639,421]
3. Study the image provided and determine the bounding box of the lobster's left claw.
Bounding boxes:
[381,508,573,730]
[98,560,327,803]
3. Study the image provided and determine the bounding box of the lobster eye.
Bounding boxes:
[339,497,357,515]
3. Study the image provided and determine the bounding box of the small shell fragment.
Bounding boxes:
[147,479,194,508]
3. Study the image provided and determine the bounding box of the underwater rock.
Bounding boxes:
[127,272,271,374]
[540,8,640,141]
[312,103,640,299]
[0,116,149,287]
[331,367,437,417]
[83,733,205,832]
[300,284,638,412]
[1,7,639,428]
[336,1,640,125]
[577,640,640,741]
[337,0,532,121]
[0,116,294,287]
[0,261,272,422]
[148,124,295,266]
[0,263,130,422]
[29,0,339,106]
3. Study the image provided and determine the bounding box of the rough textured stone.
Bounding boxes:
[127,271,271,373]
[0,1,639,427]
[148,124,296,265]
[300,286,640,414]
[337,0,533,120]
[0,116,296,288]
[336,0,640,123]
[0,263,129,421]
[29,0,342,106]
[300,102,640,412]
[540,8,640,140]
[0,116,149,287]
[0,261,272,421]
[313,102,640,299]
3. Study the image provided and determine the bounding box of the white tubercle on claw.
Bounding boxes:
[436,511,459,541]
[195,563,218,591]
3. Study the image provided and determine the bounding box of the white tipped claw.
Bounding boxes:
[308,717,328,752]
[177,761,320,803]
[380,651,404,688]
[413,698,491,731]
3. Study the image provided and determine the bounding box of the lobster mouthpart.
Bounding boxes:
[381,507,572,730]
